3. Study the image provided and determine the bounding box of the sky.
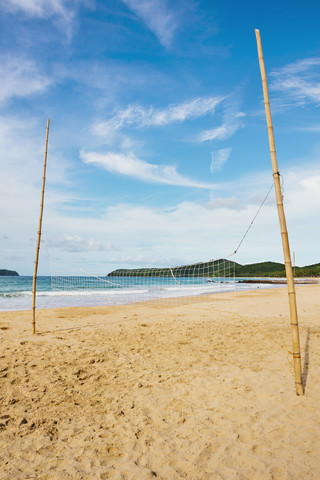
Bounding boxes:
[0,0,319,276]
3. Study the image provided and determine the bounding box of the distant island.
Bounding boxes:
[108,260,320,278]
[0,269,19,276]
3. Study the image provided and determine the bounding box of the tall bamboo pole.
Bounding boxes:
[32,119,50,335]
[255,30,303,395]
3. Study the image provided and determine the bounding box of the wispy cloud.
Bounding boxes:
[270,57,320,106]
[196,94,246,143]
[80,150,216,190]
[210,148,232,173]
[1,0,76,39]
[93,96,224,136]
[272,58,320,76]
[206,196,244,211]
[197,112,245,142]
[0,55,51,104]
[121,0,179,48]
[300,124,320,132]
[2,0,69,16]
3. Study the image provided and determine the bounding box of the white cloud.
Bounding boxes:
[93,96,223,136]
[0,56,51,104]
[271,57,320,106]
[47,235,116,253]
[300,174,320,191]
[121,0,179,47]
[80,150,217,190]
[210,148,232,173]
[97,200,246,263]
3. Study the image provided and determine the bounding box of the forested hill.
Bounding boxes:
[108,260,320,278]
[0,269,19,276]
[235,261,320,277]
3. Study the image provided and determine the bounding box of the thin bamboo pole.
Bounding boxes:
[32,119,50,335]
[255,30,303,395]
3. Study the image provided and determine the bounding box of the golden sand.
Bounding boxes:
[0,285,319,479]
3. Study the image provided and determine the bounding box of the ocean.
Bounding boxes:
[0,275,278,311]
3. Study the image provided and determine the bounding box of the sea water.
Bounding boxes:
[0,275,278,311]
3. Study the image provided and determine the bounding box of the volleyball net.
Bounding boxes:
[50,256,236,306]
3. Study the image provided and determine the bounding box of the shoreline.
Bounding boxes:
[0,279,318,314]
[239,277,320,284]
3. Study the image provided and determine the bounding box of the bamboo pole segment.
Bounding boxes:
[255,30,303,395]
[32,119,50,335]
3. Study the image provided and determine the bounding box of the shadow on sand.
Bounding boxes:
[302,327,311,393]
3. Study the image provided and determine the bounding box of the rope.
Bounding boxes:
[287,351,294,373]
[233,183,274,254]
[169,267,181,286]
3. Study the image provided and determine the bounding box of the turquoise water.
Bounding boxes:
[0,276,51,311]
[0,275,275,311]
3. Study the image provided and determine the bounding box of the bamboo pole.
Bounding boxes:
[32,119,50,335]
[255,30,303,395]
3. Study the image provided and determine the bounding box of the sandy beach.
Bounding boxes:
[0,285,319,479]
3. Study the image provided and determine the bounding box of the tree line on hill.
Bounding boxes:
[108,260,320,278]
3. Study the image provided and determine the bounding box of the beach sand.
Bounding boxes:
[0,285,319,479]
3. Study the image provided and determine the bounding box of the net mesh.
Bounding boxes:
[50,257,236,306]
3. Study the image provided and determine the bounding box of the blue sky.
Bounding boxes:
[1,0,319,275]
